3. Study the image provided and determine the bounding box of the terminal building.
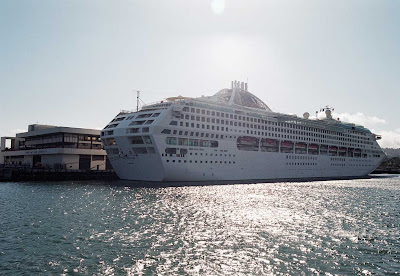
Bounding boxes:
[0,124,108,170]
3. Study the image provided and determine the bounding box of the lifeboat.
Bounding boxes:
[329,146,338,151]
[309,144,318,150]
[281,141,294,148]
[238,136,258,146]
[355,149,361,153]
[295,143,307,149]
[262,138,278,146]
[339,147,347,152]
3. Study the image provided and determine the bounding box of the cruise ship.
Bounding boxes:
[101,81,385,182]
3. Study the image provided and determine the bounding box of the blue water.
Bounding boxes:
[0,175,399,275]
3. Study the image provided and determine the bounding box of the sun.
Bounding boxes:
[211,0,225,15]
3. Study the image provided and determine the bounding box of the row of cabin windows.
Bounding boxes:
[166,159,236,164]
[172,121,230,133]
[162,128,372,152]
[162,151,235,157]
[183,106,367,137]
[130,136,152,145]
[126,127,149,134]
[105,147,156,155]
[287,163,317,166]
[176,114,373,146]
[107,112,160,126]
[104,135,153,146]
[166,137,218,148]
[130,147,156,154]
[136,113,160,119]
[166,121,369,148]
[287,155,317,160]
[162,129,224,139]
[129,120,154,126]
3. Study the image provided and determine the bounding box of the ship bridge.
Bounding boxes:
[197,80,271,111]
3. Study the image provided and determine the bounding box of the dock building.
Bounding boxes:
[0,124,108,170]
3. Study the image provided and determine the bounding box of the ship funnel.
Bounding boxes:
[245,83,248,91]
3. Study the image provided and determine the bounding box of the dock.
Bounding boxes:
[0,167,118,182]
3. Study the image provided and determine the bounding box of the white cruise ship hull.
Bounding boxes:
[110,151,382,182]
[101,81,385,182]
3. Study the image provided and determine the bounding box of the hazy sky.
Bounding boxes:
[1,0,399,147]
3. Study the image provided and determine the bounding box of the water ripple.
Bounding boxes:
[0,176,399,275]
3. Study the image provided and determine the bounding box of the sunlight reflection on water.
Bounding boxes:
[0,176,399,274]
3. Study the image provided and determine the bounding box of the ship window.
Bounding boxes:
[161,129,171,134]
[106,123,119,128]
[152,113,160,117]
[178,138,188,146]
[131,136,144,144]
[137,113,152,118]
[143,136,152,144]
[127,128,140,134]
[132,147,148,154]
[130,120,146,126]
[189,139,199,146]
[144,120,154,124]
[210,141,218,148]
[166,137,177,145]
[170,121,178,125]
[142,127,149,133]
[147,147,156,154]
[165,148,177,155]
[200,140,210,147]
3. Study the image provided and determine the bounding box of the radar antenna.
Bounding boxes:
[133,90,147,111]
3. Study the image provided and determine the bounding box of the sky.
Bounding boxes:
[0,0,399,148]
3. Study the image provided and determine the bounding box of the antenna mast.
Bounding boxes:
[136,90,140,111]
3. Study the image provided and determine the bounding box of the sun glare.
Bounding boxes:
[211,0,225,15]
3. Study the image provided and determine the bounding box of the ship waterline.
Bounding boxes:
[101,81,385,181]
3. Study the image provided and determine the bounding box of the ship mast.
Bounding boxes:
[136,90,140,112]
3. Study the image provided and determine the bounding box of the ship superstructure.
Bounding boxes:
[101,81,385,181]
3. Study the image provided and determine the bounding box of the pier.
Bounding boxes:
[0,167,118,182]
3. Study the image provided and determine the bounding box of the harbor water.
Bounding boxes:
[0,176,399,275]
